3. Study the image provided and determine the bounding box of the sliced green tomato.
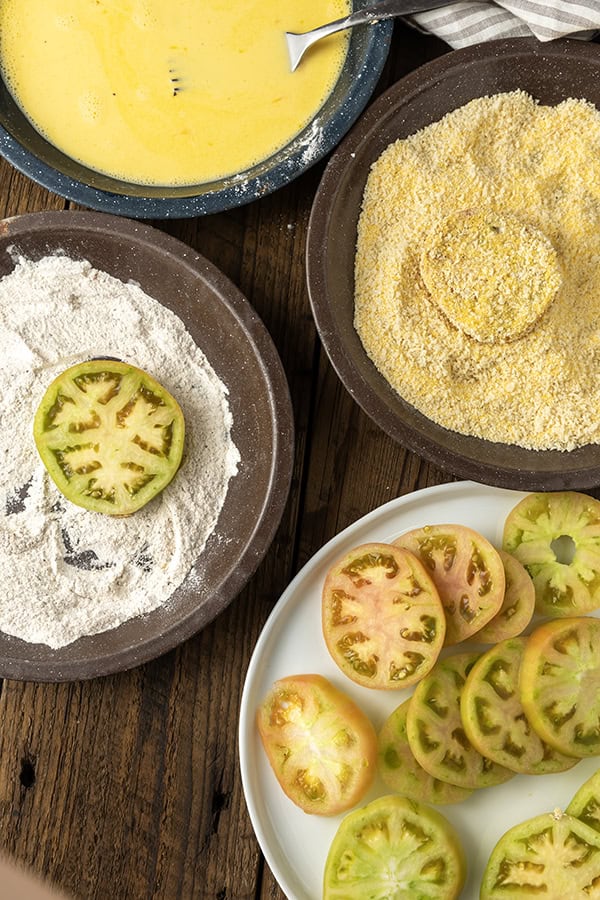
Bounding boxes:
[474,550,535,644]
[394,524,505,645]
[519,617,600,758]
[567,767,600,834]
[33,359,185,516]
[323,794,466,900]
[480,809,600,899]
[406,652,514,790]
[256,673,377,816]
[322,543,446,690]
[503,491,600,616]
[378,698,472,805]
[460,637,578,775]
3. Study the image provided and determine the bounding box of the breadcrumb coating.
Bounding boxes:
[354,91,600,451]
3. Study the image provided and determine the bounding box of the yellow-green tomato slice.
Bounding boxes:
[474,551,535,644]
[567,767,600,834]
[394,524,505,645]
[460,637,578,775]
[322,543,446,689]
[323,794,466,900]
[503,491,600,616]
[256,673,377,816]
[378,698,473,805]
[33,359,185,515]
[406,652,514,790]
[519,617,600,758]
[480,809,600,899]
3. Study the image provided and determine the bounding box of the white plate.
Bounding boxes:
[239,481,600,899]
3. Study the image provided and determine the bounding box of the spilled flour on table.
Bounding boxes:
[0,254,240,647]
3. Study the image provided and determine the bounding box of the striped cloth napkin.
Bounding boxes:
[411,0,600,48]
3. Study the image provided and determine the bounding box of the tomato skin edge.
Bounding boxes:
[33,359,186,516]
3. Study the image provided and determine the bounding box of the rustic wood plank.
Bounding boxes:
[0,158,67,218]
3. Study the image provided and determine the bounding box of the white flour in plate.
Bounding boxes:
[0,253,240,648]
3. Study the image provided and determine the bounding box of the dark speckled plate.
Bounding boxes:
[307,38,600,491]
[0,211,294,681]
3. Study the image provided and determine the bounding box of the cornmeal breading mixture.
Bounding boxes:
[354,90,600,451]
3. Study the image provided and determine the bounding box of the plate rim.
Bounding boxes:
[0,209,295,681]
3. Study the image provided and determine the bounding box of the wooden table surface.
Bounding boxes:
[0,23,453,900]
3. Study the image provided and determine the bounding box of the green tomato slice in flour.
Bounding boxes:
[323,794,466,900]
[33,359,185,515]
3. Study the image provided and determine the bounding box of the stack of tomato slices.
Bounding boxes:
[256,491,600,899]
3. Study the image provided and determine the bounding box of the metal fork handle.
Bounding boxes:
[320,0,452,34]
[287,0,452,70]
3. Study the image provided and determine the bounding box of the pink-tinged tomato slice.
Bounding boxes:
[474,550,535,644]
[322,543,446,690]
[256,673,377,816]
[394,524,505,645]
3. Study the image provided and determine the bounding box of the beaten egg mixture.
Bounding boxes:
[0,0,349,185]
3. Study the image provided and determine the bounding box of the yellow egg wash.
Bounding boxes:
[0,0,350,185]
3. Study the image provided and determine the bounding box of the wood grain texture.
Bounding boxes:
[0,23,450,900]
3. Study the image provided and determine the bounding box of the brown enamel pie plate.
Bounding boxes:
[0,211,294,681]
[307,37,600,491]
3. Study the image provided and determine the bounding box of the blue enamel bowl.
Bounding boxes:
[0,15,391,219]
